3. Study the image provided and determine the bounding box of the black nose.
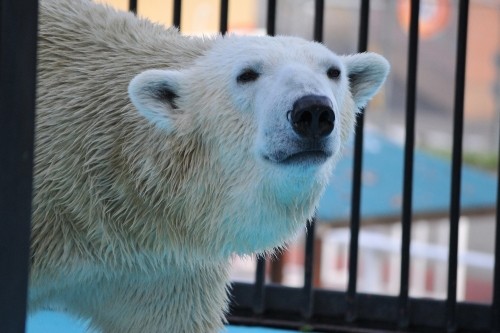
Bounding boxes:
[289,95,335,139]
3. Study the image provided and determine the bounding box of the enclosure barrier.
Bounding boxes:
[0,0,498,332]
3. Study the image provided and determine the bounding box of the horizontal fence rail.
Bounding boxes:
[0,0,497,332]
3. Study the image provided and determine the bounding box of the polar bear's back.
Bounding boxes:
[32,0,214,281]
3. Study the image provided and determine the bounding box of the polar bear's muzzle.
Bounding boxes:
[287,94,335,140]
[263,94,336,166]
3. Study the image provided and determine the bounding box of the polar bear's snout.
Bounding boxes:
[259,94,336,167]
[288,94,335,140]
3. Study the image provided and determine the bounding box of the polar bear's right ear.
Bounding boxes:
[128,69,184,131]
[342,53,390,109]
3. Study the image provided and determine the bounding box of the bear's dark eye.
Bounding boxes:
[327,67,341,80]
[237,69,260,84]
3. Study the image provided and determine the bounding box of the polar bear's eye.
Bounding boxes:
[237,69,260,84]
[327,67,341,80]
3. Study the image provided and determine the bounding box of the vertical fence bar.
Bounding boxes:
[219,0,229,34]
[493,130,500,332]
[250,0,280,317]
[0,0,38,332]
[266,0,276,36]
[128,0,137,13]
[446,1,469,332]
[251,0,278,317]
[253,256,266,315]
[346,0,369,323]
[494,49,500,333]
[173,0,181,30]
[313,0,324,43]
[302,221,316,319]
[398,0,420,328]
[297,0,325,321]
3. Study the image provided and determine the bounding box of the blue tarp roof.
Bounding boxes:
[317,129,497,222]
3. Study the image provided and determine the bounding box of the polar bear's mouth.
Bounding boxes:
[264,150,332,166]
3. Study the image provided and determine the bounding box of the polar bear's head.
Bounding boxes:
[128,35,389,254]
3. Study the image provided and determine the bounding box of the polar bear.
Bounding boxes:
[32,0,389,332]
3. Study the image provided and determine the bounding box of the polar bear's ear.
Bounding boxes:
[128,69,184,131]
[342,53,390,109]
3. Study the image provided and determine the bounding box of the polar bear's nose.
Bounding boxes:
[289,95,335,139]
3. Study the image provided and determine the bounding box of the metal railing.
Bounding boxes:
[0,0,498,332]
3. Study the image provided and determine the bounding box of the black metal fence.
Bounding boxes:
[0,0,498,332]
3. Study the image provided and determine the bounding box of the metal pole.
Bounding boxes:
[446,0,469,332]
[0,0,38,332]
[399,0,420,328]
[346,0,370,323]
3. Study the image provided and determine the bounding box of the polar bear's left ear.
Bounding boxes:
[128,69,184,131]
[342,52,390,109]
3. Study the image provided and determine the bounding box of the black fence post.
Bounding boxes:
[219,0,229,34]
[248,0,278,318]
[493,126,500,332]
[301,220,316,319]
[446,1,469,332]
[399,0,420,328]
[346,0,370,323]
[252,256,266,315]
[266,0,276,37]
[0,0,38,332]
[173,0,181,30]
[128,0,137,13]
